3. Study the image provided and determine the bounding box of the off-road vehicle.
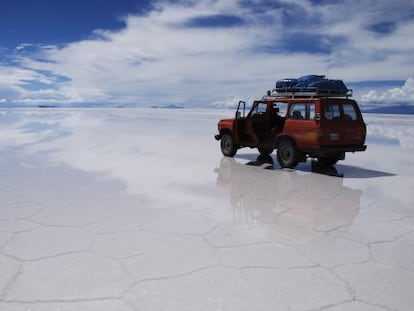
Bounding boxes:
[214,86,367,168]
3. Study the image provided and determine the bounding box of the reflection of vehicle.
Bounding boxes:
[215,157,361,239]
[214,88,367,168]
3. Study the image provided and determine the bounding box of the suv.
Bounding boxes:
[214,89,367,168]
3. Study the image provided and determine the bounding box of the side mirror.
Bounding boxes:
[266,90,271,96]
[315,113,321,121]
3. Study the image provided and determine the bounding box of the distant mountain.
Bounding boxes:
[38,104,59,108]
[363,104,414,114]
[150,104,185,109]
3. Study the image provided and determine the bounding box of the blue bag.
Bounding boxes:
[275,78,297,90]
[275,75,348,94]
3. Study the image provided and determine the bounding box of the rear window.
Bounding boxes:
[324,104,341,120]
[343,104,358,120]
[323,103,359,121]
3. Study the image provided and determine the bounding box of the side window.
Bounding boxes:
[273,102,288,117]
[289,103,306,120]
[308,103,315,120]
[251,103,267,117]
[289,103,315,120]
[324,104,341,120]
[343,104,357,120]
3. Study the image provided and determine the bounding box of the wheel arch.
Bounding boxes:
[274,135,297,149]
[219,128,233,139]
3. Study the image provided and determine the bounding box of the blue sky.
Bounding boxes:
[1,0,414,107]
[0,1,152,48]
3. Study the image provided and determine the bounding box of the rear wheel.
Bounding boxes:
[318,156,340,166]
[220,133,237,157]
[277,140,299,168]
[258,147,274,156]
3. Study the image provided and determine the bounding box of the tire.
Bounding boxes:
[258,147,274,156]
[277,140,299,168]
[220,133,237,157]
[318,156,339,166]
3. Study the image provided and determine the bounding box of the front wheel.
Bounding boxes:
[277,140,299,168]
[220,133,237,157]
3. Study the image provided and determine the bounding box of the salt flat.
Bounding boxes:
[0,108,413,311]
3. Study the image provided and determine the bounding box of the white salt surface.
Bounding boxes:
[0,108,413,310]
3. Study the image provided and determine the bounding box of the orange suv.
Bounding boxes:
[214,88,367,168]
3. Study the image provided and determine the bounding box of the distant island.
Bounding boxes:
[150,104,185,109]
[362,104,414,114]
[0,102,410,115]
[38,105,59,108]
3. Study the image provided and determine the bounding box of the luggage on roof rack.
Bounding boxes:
[274,75,350,96]
[266,88,353,99]
[275,78,298,90]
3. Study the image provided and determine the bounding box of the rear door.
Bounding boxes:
[320,100,365,146]
[341,101,366,145]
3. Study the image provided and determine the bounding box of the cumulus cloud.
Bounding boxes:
[2,0,414,106]
[211,96,246,109]
[368,115,414,149]
[361,78,414,105]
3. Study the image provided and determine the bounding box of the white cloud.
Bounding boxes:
[367,114,414,149]
[211,96,245,109]
[361,78,414,105]
[15,43,32,51]
[0,69,67,106]
[2,0,414,106]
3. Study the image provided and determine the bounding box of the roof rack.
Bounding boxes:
[263,87,353,100]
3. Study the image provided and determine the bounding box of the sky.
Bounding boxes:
[0,0,414,108]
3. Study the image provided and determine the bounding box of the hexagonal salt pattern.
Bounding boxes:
[0,109,413,311]
[4,253,134,301]
[3,226,93,260]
